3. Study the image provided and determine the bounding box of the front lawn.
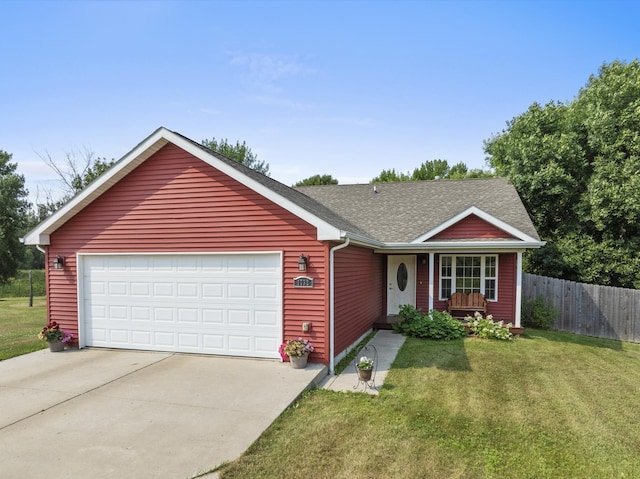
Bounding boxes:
[216,330,640,478]
[0,297,47,360]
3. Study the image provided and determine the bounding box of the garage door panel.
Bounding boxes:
[82,254,282,358]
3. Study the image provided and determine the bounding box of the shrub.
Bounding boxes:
[522,296,558,329]
[393,305,468,340]
[466,311,513,340]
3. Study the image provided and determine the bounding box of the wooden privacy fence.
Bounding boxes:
[523,273,640,343]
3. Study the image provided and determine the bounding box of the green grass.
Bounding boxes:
[217,330,640,478]
[0,296,48,360]
[0,270,46,297]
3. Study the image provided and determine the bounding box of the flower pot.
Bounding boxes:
[357,367,372,381]
[289,354,309,369]
[48,340,65,352]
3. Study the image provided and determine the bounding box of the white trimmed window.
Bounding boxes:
[439,255,498,301]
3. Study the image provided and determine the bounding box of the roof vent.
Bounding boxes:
[434,176,441,181]
[373,185,378,194]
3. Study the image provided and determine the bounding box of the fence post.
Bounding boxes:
[29,270,33,307]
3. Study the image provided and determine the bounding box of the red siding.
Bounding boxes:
[433,215,514,239]
[431,253,517,321]
[47,143,330,362]
[416,255,430,311]
[333,245,385,355]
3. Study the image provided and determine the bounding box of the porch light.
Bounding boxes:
[298,254,308,272]
[53,255,65,270]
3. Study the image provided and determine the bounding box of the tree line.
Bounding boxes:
[1,59,639,289]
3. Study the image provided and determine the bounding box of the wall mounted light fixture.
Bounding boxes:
[298,254,308,272]
[53,255,65,270]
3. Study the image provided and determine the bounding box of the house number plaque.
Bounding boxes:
[293,276,314,288]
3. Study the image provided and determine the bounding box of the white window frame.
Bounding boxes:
[438,254,498,301]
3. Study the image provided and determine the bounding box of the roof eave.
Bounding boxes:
[374,239,546,253]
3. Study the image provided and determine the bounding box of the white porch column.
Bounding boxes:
[515,251,523,328]
[428,252,435,311]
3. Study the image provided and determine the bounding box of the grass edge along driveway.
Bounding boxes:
[0,296,47,361]
[217,330,640,479]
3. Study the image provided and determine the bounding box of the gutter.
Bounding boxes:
[329,237,350,375]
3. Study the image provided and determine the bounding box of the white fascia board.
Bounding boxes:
[412,206,540,244]
[23,128,171,245]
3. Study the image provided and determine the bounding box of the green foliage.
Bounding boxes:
[371,160,494,183]
[0,150,30,284]
[70,157,116,192]
[393,305,468,340]
[521,296,558,330]
[202,137,270,175]
[294,174,338,186]
[485,60,640,288]
[465,311,513,340]
[370,168,411,183]
[0,270,46,297]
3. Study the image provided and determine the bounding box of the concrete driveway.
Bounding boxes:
[0,348,326,479]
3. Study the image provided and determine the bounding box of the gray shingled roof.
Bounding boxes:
[295,178,540,243]
[173,130,539,244]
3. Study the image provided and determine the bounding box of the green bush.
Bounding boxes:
[466,311,513,340]
[393,305,468,340]
[521,296,558,329]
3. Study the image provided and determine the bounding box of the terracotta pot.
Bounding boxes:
[48,340,65,352]
[357,367,372,381]
[289,354,309,369]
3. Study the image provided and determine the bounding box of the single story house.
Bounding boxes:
[24,127,544,373]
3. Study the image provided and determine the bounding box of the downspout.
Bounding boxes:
[329,237,350,375]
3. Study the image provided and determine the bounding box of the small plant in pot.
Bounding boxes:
[282,338,314,369]
[38,321,73,352]
[356,355,374,381]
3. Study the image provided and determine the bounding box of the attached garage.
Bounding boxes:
[78,253,283,359]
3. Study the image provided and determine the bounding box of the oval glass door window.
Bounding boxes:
[396,263,408,291]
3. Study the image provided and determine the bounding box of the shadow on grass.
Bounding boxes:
[392,336,472,372]
[523,327,624,351]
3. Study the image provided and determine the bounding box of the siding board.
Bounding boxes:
[333,246,385,355]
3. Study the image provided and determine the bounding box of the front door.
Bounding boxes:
[387,255,417,315]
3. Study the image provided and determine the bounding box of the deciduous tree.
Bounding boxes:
[294,174,338,186]
[202,137,269,176]
[0,150,30,283]
[485,60,640,288]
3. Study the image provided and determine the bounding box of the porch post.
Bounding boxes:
[428,252,435,311]
[515,251,523,328]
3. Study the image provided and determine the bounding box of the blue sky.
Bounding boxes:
[2,0,639,205]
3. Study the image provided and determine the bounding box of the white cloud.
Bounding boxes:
[227,51,315,84]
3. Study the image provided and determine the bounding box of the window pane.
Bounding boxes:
[441,279,451,299]
[456,256,481,294]
[485,256,496,278]
[485,279,496,300]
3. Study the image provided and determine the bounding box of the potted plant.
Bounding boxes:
[38,321,73,352]
[356,355,374,381]
[282,338,314,369]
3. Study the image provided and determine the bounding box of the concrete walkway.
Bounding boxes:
[321,330,406,395]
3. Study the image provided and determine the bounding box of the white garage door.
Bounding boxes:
[80,253,282,358]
